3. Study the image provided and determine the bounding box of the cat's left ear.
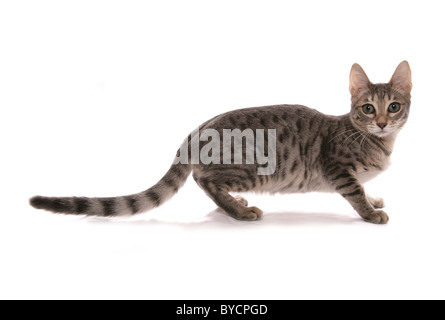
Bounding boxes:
[389,61,412,95]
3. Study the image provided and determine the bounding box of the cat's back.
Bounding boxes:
[202,104,329,131]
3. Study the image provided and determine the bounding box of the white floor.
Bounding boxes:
[2,155,445,299]
[1,1,445,300]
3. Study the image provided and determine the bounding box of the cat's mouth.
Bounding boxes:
[371,128,393,138]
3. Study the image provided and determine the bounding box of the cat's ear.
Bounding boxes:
[349,63,371,97]
[389,60,412,95]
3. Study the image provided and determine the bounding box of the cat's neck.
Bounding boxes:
[380,131,399,150]
[380,132,398,151]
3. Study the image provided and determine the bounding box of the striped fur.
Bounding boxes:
[30,162,191,216]
[30,61,411,224]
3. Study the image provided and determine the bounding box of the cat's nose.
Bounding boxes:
[377,122,387,129]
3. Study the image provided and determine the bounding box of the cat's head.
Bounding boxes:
[349,61,412,138]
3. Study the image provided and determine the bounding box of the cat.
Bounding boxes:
[30,61,412,224]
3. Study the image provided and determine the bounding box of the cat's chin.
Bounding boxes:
[370,130,397,139]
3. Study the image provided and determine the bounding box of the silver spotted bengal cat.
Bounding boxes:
[30,61,412,224]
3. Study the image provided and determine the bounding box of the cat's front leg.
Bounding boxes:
[366,194,385,209]
[329,171,389,224]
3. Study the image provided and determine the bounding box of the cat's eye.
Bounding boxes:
[362,104,375,115]
[388,102,401,113]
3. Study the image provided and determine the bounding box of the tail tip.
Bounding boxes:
[29,196,49,210]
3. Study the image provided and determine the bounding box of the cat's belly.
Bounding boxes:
[259,169,335,194]
[259,162,389,194]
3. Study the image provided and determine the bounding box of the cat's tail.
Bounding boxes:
[29,161,192,217]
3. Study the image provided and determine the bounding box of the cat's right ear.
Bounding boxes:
[349,63,371,97]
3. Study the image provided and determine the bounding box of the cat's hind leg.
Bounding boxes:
[194,176,262,221]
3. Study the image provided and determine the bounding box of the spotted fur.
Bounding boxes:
[30,61,412,224]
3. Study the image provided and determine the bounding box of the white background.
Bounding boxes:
[1,0,444,300]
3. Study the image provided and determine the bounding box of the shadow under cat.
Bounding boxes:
[86,208,364,228]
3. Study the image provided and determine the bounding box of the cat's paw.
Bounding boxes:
[236,206,263,221]
[368,196,385,209]
[234,195,248,207]
[363,210,389,225]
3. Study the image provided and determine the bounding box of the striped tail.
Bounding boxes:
[29,162,192,216]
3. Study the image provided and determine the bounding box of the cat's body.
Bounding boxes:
[199,104,392,195]
[30,61,412,224]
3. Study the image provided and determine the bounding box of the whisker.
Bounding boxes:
[328,129,355,143]
[348,131,365,148]
[340,131,362,148]
[360,132,371,149]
